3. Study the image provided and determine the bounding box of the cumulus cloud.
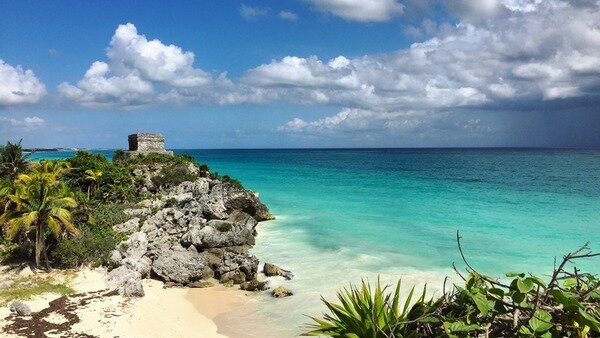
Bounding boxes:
[0,60,47,106]
[306,0,404,22]
[278,107,494,141]
[0,116,45,130]
[58,23,214,108]
[248,1,600,114]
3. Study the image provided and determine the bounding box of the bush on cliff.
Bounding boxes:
[151,163,199,188]
[306,235,600,338]
[52,224,124,267]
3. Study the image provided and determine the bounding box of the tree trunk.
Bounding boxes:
[35,222,43,268]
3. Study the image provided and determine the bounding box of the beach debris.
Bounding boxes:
[9,301,32,316]
[271,286,293,298]
[263,263,294,280]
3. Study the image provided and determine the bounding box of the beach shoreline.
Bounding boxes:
[0,267,269,338]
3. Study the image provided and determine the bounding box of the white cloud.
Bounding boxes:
[0,60,47,106]
[240,5,270,20]
[306,0,404,22]
[245,1,600,112]
[0,116,45,130]
[278,107,494,138]
[58,23,214,108]
[279,10,298,21]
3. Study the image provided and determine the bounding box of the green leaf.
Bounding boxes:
[517,278,535,293]
[506,272,526,278]
[511,291,525,304]
[519,325,533,335]
[470,291,492,317]
[563,278,578,288]
[488,288,504,298]
[529,309,553,333]
[444,321,481,332]
[550,289,581,311]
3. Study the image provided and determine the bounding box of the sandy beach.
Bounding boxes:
[0,267,261,338]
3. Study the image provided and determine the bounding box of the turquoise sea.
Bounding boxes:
[32,148,600,336]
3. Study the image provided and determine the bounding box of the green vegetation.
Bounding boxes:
[0,161,78,268]
[151,163,198,188]
[0,140,30,180]
[0,141,241,269]
[214,222,233,232]
[306,234,600,338]
[0,276,74,306]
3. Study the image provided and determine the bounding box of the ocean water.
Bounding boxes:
[31,148,600,336]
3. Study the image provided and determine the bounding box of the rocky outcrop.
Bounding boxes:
[109,166,274,291]
[105,266,145,297]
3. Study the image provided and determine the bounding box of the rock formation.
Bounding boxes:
[107,160,275,295]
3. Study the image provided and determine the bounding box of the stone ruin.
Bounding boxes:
[127,133,173,156]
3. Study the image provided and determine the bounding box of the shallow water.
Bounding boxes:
[32,148,600,336]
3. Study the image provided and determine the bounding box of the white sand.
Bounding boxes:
[0,267,257,338]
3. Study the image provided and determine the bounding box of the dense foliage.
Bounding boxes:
[306,234,600,338]
[0,142,239,269]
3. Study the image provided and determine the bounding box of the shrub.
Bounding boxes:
[89,203,129,228]
[52,224,125,268]
[214,222,233,232]
[151,163,198,188]
[112,149,127,164]
[306,235,600,338]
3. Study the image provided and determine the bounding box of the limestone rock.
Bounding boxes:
[124,208,152,218]
[240,279,268,292]
[263,263,294,280]
[10,301,31,316]
[105,266,144,298]
[113,218,140,234]
[151,251,214,285]
[271,286,293,298]
[0,279,14,290]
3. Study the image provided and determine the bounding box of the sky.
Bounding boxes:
[0,0,599,149]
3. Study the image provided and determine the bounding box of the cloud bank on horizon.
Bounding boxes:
[1,0,599,147]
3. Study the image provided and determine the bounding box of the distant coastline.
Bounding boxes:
[23,147,83,153]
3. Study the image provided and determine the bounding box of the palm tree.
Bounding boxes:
[84,169,102,199]
[0,161,78,268]
[0,140,31,179]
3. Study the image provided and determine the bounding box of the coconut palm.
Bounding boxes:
[84,169,102,199]
[0,140,30,179]
[0,162,78,268]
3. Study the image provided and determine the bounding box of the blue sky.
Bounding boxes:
[1,0,599,149]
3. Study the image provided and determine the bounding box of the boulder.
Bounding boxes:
[271,286,293,298]
[9,301,31,316]
[105,266,144,298]
[0,279,14,290]
[263,263,294,280]
[240,279,268,292]
[121,256,152,277]
[113,218,140,234]
[117,232,148,260]
[210,183,273,221]
[124,208,152,218]
[151,251,214,285]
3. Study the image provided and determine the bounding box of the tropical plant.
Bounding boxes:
[306,233,600,338]
[305,278,436,338]
[84,169,102,199]
[0,140,30,179]
[0,162,78,268]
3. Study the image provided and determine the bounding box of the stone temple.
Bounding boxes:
[127,133,173,156]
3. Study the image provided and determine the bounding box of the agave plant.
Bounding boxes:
[304,277,435,338]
